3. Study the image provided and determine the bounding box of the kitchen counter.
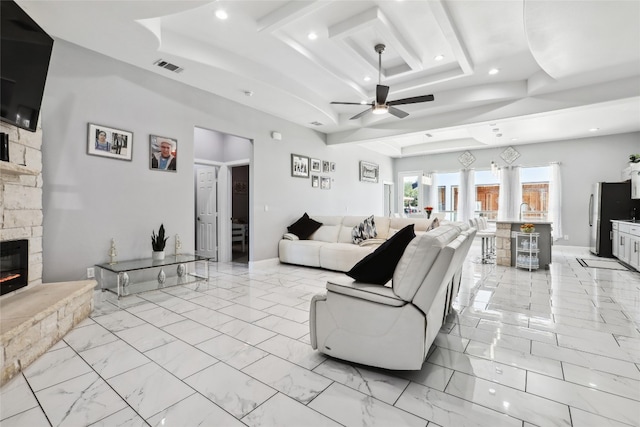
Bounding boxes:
[495,220,553,268]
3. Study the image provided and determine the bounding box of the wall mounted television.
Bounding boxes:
[1,0,53,132]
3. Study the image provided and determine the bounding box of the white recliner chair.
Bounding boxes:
[309,225,476,370]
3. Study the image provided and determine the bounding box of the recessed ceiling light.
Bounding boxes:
[511,138,518,141]
[307,32,317,40]
[364,76,371,82]
[434,54,444,61]
[489,68,500,75]
[589,127,600,132]
[215,9,228,20]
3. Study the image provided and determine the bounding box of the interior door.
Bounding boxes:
[196,166,217,260]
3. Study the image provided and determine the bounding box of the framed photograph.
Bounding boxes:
[321,176,331,190]
[311,158,321,173]
[330,162,336,172]
[322,160,330,173]
[291,153,309,178]
[359,161,379,183]
[311,175,319,188]
[150,135,178,172]
[87,123,133,161]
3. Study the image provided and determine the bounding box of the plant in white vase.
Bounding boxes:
[151,224,168,261]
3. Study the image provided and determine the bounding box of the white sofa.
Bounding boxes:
[278,215,440,272]
[309,224,476,370]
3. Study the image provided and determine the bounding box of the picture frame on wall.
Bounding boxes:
[321,176,331,190]
[330,162,336,172]
[310,158,321,173]
[150,135,178,172]
[291,153,310,178]
[322,160,330,173]
[359,161,379,183]
[87,123,133,161]
[311,175,319,188]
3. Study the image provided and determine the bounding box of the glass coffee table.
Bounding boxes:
[96,254,209,298]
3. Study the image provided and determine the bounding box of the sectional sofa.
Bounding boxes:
[278,215,440,272]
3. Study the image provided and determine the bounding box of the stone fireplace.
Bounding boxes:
[0,122,43,288]
[0,121,95,386]
[0,239,29,295]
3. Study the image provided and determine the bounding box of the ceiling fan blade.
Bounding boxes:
[350,108,372,120]
[376,85,389,105]
[387,94,434,106]
[331,101,369,105]
[388,106,409,119]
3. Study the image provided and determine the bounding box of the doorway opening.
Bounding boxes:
[231,165,249,263]
[193,127,252,263]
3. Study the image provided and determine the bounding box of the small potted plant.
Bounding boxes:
[630,154,640,163]
[424,206,433,219]
[151,224,168,260]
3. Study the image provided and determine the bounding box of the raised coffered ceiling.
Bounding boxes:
[17,0,640,157]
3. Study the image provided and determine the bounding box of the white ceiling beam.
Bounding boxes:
[277,34,368,98]
[329,8,422,74]
[373,10,422,72]
[257,0,327,33]
[327,7,379,39]
[428,0,473,75]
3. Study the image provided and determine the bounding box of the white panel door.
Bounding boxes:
[196,166,217,260]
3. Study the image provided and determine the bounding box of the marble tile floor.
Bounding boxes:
[1,244,639,427]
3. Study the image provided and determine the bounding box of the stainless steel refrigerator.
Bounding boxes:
[589,181,640,257]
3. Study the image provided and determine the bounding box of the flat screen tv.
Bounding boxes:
[1,0,53,132]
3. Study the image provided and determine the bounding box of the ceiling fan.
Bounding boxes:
[331,44,435,120]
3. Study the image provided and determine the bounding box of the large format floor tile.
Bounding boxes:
[2,244,639,427]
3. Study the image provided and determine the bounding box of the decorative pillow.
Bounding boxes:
[287,213,322,240]
[358,238,386,247]
[346,224,416,285]
[352,215,377,244]
[428,217,440,231]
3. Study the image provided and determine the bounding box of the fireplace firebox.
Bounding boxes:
[0,239,28,296]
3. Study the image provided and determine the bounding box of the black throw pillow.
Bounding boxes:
[346,224,416,284]
[287,213,322,240]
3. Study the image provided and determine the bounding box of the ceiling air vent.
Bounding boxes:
[153,59,184,74]
[310,121,323,126]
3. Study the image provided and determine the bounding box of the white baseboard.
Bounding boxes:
[248,257,280,269]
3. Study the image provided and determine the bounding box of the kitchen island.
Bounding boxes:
[495,221,553,269]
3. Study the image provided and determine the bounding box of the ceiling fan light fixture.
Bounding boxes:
[372,104,389,115]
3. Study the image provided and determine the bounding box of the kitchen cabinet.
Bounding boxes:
[611,220,640,271]
[627,224,640,270]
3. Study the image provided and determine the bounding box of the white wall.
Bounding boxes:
[40,40,391,281]
[394,133,640,246]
